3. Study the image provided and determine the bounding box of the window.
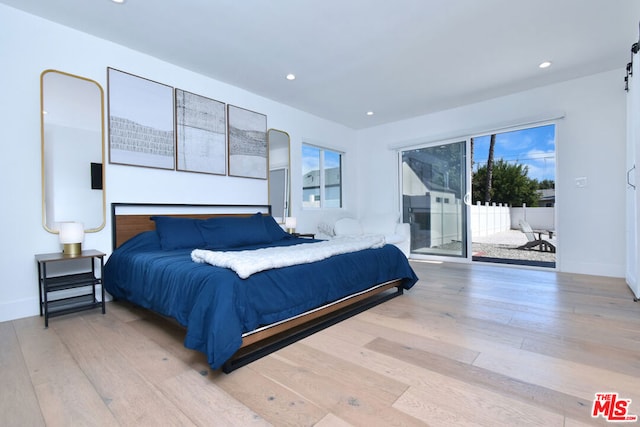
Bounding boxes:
[471,124,555,207]
[302,144,342,208]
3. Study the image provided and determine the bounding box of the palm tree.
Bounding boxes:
[484,134,496,202]
[470,137,475,179]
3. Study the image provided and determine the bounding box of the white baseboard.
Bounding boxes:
[0,297,40,323]
[0,286,111,323]
[560,260,625,279]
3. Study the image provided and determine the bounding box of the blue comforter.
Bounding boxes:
[104,231,418,369]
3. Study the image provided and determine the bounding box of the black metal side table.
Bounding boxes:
[35,249,105,327]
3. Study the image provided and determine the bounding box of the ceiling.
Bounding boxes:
[4,0,640,129]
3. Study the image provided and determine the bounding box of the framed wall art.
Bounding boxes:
[107,68,175,169]
[227,104,267,179]
[175,89,226,175]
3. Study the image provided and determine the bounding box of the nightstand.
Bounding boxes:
[35,249,106,327]
[292,233,315,239]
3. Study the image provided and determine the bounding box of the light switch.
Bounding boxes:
[575,177,587,188]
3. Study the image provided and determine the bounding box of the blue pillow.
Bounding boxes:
[262,215,291,241]
[120,230,161,251]
[198,213,273,249]
[150,216,206,250]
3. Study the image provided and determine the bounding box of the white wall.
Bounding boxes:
[0,4,356,321]
[356,70,627,278]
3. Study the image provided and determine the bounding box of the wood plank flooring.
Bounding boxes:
[3,261,639,426]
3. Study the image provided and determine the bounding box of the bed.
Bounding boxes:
[104,203,418,373]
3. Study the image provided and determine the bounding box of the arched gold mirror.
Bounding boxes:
[41,70,106,233]
[268,129,290,222]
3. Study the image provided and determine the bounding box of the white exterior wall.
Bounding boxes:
[356,70,627,278]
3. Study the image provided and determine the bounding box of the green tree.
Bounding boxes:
[472,159,539,206]
[537,179,555,189]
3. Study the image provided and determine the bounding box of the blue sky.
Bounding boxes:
[472,124,556,182]
[302,145,341,174]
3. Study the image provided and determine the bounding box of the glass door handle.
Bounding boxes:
[628,164,636,190]
[463,192,472,205]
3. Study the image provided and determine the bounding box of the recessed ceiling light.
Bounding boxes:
[111,0,125,4]
[539,61,552,69]
[366,111,374,116]
[286,73,296,81]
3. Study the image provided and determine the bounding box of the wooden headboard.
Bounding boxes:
[111,203,272,250]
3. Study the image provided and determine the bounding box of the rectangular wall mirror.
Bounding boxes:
[41,69,106,233]
[268,129,290,222]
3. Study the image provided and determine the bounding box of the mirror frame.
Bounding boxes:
[40,69,106,234]
[267,129,291,223]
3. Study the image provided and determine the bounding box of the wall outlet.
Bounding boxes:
[575,177,587,188]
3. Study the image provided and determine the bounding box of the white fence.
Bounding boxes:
[471,202,554,237]
[470,202,511,237]
[510,206,555,231]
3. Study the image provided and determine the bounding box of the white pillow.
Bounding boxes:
[334,218,363,236]
[361,213,399,235]
[317,222,335,237]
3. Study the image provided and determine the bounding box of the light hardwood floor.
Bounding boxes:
[2,261,639,426]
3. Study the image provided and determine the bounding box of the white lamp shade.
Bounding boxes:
[59,221,84,244]
[284,217,297,229]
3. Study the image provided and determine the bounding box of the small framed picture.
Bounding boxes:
[227,104,267,179]
[175,89,226,175]
[107,68,175,169]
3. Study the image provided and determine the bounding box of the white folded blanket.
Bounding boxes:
[191,235,385,278]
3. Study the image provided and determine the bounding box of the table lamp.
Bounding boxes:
[285,217,297,234]
[59,221,84,255]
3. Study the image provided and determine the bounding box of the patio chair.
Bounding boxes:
[517,220,556,253]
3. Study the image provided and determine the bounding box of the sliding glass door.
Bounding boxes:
[401,141,469,258]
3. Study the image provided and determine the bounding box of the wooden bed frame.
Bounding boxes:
[110,202,404,373]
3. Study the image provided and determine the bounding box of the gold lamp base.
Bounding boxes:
[63,243,82,256]
[287,228,296,234]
